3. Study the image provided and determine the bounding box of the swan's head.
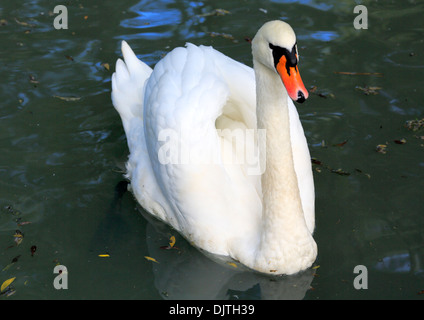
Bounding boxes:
[252,20,308,103]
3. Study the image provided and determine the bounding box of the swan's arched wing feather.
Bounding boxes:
[112,41,175,224]
[112,41,152,132]
[142,44,260,250]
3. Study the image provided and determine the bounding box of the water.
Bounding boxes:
[0,0,423,299]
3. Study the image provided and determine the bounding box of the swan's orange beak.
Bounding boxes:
[276,55,308,103]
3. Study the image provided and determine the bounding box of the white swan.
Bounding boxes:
[111,20,317,275]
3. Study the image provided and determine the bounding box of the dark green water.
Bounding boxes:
[0,0,423,299]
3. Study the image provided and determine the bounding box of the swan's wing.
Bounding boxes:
[112,41,173,223]
[112,41,152,135]
[143,44,261,253]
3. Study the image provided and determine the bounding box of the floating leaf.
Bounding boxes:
[334,71,383,76]
[101,62,110,71]
[227,262,237,268]
[355,169,371,179]
[213,8,231,15]
[309,85,335,98]
[208,32,238,43]
[2,256,20,271]
[331,168,350,176]
[356,86,382,95]
[3,205,21,216]
[169,236,176,248]
[13,230,24,246]
[405,118,424,131]
[144,256,159,263]
[376,144,388,154]
[160,236,180,250]
[394,138,406,144]
[98,254,110,258]
[334,140,348,147]
[2,264,13,272]
[28,74,39,84]
[3,288,16,297]
[53,95,81,102]
[311,158,323,166]
[198,9,231,17]
[17,221,31,226]
[14,18,35,27]
[1,277,16,292]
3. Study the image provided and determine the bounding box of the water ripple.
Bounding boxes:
[270,0,333,11]
[120,0,182,39]
[298,30,339,42]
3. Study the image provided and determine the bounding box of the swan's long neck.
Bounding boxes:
[252,60,314,273]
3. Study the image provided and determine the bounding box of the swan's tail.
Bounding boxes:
[111,41,152,136]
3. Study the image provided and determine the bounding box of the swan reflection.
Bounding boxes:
[142,210,316,300]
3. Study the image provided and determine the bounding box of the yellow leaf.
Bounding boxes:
[144,256,159,263]
[13,232,23,246]
[1,277,16,292]
[227,262,237,268]
[98,254,110,258]
[101,63,110,71]
[14,18,35,27]
[169,236,176,248]
[376,144,388,154]
[312,265,320,270]
[2,263,14,272]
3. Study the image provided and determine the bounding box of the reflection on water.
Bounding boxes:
[141,208,316,300]
[299,30,339,42]
[270,0,334,11]
[384,51,424,69]
[121,1,182,39]
[0,0,423,299]
[376,253,412,274]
